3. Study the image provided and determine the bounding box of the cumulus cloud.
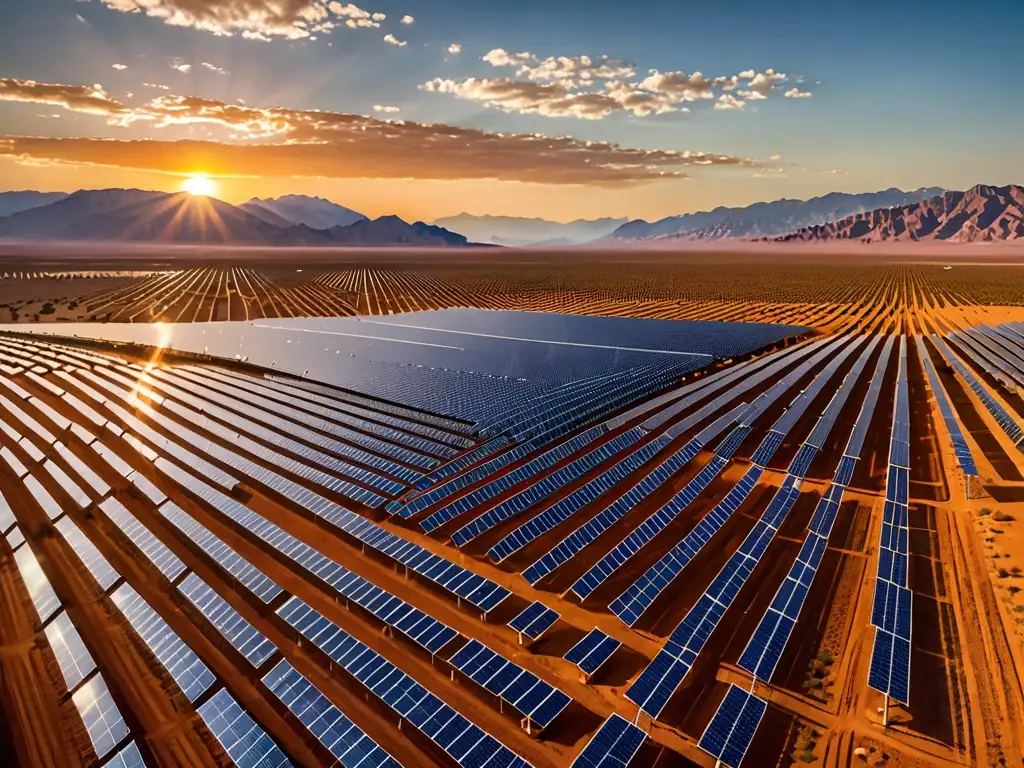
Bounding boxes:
[714,93,745,110]
[447,43,461,54]
[170,59,192,73]
[400,14,413,24]
[373,104,399,113]
[638,71,716,101]
[784,87,812,99]
[743,69,787,96]
[0,76,757,185]
[96,0,385,40]
[383,33,407,47]
[112,64,128,71]
[201,62,229,74]
[482,49,536,69]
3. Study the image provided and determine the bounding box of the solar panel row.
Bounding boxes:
[563,629,621,679]
[508,601,560,642]
[844,336,896,459]
[698,685,767,768]
[867,336,912,706]
[915,336,978,477]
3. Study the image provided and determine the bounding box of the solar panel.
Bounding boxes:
[100,498,186,582]
[178,573,277,667]
[54,517,120,591]
[44,611,96,691]
[73,674,129,760]
[570,714,646,768]
[698,685,767,768]
[563,629,621,678]
[448,639,572,729]
[13,543,61,623]
[867,627,911,705]
[110,584,216,702]
[263,659,400,767]
[102,741,146,768]
[197,688,291,768]
[508,602,560,642]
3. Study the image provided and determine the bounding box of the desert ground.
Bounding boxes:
[1,244,1023,768]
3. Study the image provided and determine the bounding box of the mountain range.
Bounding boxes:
[770,185,1024,243]
[241,195,367,229]
[607,187,946,241]
[431,214,629,246]
[0,189,469,247]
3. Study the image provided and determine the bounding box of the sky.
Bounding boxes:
[0,0,1021,223]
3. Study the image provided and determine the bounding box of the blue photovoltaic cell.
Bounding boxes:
[563,629,621,678]
[263,659,399,768]
[698,685,767,768]
[867,627,911,705]
[570,714,646,768]
[508,602,560,641]
[197,688,292,768]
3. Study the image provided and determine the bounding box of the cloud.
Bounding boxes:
[447,43,461,54]
[714,93,745,110]
[383,33,407,47]
[96,0,385,40]
[421,77,679,119]
[144,82,171,90]
[828,168,848,175]
[743,69,787,95]
[400,14,413,24]
[201,62,229,74]
[112,64,128,71]
[638,71,716,101]
[784,87,812,99]
[372,104,399,113]
[0,78,126,115]
[482,48,634,86]
[0,76,756,185]
[769,153,782,161]
[170,58,192,73]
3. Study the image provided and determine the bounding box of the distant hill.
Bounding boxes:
[607,187,946,242]
[0,191,69,218]
[242,195,367,229]
[771,185,1024,243]
[0,189,470,247]
[432,214,628,246]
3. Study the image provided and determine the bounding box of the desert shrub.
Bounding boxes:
[993,511,1015,522]
[816,650,833,665]
[998,568,1010,578]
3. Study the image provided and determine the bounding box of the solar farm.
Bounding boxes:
[2,252,1024,768]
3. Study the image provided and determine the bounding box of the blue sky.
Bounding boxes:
[0,0,1019,221]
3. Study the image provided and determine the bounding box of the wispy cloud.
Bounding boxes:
[784,87,813,99]
[383,33,407,47]
[0,75,758,186]
[111,64,128,71]
[201,62,229,74]
[373,104,400,113]
[170,58,191,73]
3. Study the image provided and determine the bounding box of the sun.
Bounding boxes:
[180,174,217,197]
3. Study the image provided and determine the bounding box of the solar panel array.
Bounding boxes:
[867,336,912,706]
[508,601,560,642]
[915,336,978,477]
[563,629,621,680]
